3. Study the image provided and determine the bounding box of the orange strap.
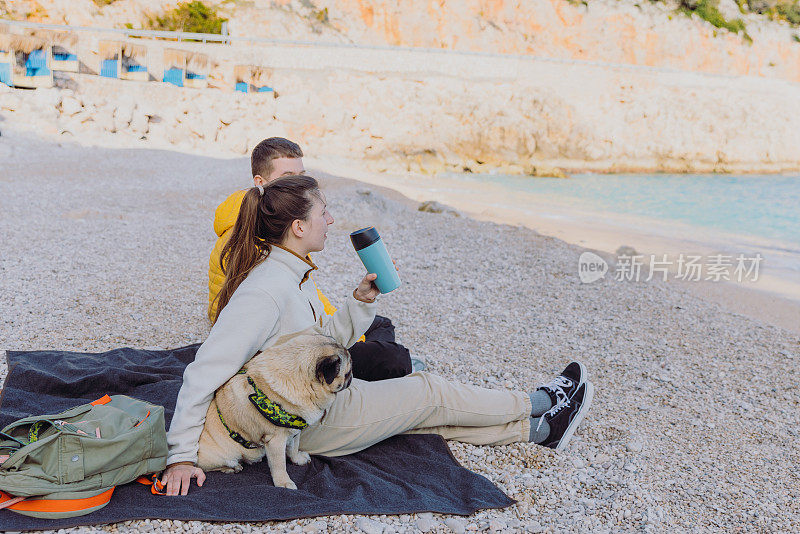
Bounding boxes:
[0,488,114,513]
[90,394,112,406]
[0,475,163,515]
[136,474,166,495]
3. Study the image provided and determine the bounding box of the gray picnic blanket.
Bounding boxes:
[0,345,514,530]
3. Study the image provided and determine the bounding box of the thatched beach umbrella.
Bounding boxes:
[121,42,146,60]
[48,31,79,69]
[10,34,47,55]
[121,42,147,68]
[163,48,187,86]
[0,33,11,53]
[163,48,187,70]
[26,29,78,57]
[8,34,52,87]
[183,51,209,87]
[98,40,122,78]
[121,42,148,80]
[98,40,121,60]
[233,64,253,92]
[234,64,251,84]
[250,66,273,89]
[10,35,47,76]
[186,51,209,73]
[49,30,79,49]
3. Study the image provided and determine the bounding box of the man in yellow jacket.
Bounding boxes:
[209,137,420,381]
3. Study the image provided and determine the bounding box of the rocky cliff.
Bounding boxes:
[2,50,799,175]
[3,0,800,82]
[2,0,800,174]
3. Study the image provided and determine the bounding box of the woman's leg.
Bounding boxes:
[299,371,531,456]
[401,423,527,446]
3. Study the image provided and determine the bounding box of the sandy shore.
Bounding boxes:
[1,131,799,532]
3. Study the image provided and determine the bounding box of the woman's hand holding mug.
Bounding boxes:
[354,260,398,303]
[354,273,380,303]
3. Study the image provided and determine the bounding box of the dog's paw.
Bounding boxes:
[220,461,243,474]
[289,451,311,465]
[273,478,298,490]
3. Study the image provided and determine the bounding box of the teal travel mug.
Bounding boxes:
[350,227,401,294]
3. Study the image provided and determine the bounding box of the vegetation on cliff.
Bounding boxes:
[677,0,750,41]
[656,0,800,43]
[733,0,800,26]
[759,0,800,25]
[145,1,227,34]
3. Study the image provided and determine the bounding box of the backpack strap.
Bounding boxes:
[0,495,26,510]
[0,431,26,461]
[0,488,115,517]
[0,431,26,449]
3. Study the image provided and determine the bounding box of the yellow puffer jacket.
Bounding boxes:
[207,190,340,324]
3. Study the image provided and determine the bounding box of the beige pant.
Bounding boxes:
[299,371,532,456]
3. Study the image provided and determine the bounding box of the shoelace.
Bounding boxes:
[536,394,572,432]
[542,375,573,405]
[542,375,573,394]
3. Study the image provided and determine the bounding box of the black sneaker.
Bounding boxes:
[537,381,594,451]
[537,361,586,407]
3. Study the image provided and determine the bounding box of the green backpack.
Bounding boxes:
[0,394,168,518]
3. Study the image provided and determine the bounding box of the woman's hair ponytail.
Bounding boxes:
[212,187,264,323]
[212,175,320,323]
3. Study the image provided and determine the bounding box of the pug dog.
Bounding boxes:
[197,326,353,489]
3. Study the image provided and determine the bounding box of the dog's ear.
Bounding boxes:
[316,355,341,385]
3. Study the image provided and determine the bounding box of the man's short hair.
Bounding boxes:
[251,137,304,178]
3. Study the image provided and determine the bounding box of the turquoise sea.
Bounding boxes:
[445,172,800,248]
[434,172,800,295]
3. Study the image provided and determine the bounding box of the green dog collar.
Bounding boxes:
[216,404,260,450]
[246,377,308,430]
[218,368,308,449]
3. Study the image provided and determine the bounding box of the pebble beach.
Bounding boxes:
[1,131,799,533]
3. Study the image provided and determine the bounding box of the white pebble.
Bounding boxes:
[488,518,506,532]
[356,517,385,534]
[626,439,643,453]
[444,517,466,533]
[415,517,435,532]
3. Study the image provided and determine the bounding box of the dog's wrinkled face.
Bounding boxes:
[314,343,353,393]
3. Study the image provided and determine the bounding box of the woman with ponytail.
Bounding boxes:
[163,175,594,496]
[211,176,333,324]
